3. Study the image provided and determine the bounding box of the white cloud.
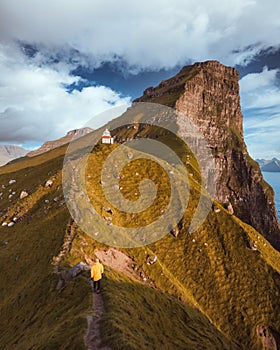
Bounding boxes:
[240,68,280,158]
[0,44,131,144]
[0,0,280,70]
[1,0,280,153]
[240,67,280,109]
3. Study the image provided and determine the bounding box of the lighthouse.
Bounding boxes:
[101,129,114,144]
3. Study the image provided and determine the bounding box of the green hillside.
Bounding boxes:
[1,124,280,349]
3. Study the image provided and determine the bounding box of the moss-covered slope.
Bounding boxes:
[1,123,280,350]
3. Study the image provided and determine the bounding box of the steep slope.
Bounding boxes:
[1,118,280,349]
[135,60,280,249]
[27,127,92,157]
[65,133,280,349]
[0,154,90,349]
[0,145,28,166]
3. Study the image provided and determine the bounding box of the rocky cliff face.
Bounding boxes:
[27,127,93,157]
[135,60,280,248]
[0,145,28,166]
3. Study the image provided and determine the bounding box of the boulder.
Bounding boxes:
[147,255,157,265]
[20,190,29,199]
[256,325,280,350]
[65,262,90,281]
[45,180,53,188]
[171,226,180,237]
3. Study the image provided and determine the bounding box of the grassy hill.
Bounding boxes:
[1,123,280,349]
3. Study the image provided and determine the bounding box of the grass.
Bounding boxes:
[1,121,280,349]
[0,151,90,349]
[134,65,199,107]
[99,268,238,350]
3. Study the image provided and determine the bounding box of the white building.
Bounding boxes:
[102,129,114,144]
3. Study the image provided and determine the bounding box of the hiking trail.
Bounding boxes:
[84,285,111,350]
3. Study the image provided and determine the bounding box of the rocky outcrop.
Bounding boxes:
[0,145,28,166]
[27,127,93,157]
[256,325,280,349]
[135,60,280,248]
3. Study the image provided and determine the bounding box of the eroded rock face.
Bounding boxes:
[135,60,280,248]
[256,325,280,350]
[27,127,93,157]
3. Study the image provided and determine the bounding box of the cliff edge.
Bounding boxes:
[135,60,280,248]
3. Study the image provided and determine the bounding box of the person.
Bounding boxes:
[91,258,104,293]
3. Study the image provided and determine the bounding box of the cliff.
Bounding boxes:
[0,145,28,166]
[135,60,280,248]
[27,127,93,157]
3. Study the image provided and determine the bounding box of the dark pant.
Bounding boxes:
[93,279,101,292]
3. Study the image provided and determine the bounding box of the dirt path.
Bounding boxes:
[84,248,145,349]
[84,286,111,350]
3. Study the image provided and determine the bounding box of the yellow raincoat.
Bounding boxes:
[91,261,104,281]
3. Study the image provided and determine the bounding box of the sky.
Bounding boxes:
[0,0,280,158]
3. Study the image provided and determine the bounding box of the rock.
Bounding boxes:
[147,255,157,265]
[20,190,29,199]
[53,197,60,202]
[1,241,8,246]
[7,222,14,227]
[65,262,91,281]
[256,325,280,350]
[8,179,16,185]
[227,202,234,215]
[27,128,92,157]
[56,278,64,290]
[1,222,8,227]
[104,206,113,214]
[8,194,13,199]
[45,179,53,188]
[171,226,180,237]
[127,152,133,159]
[134,60,280,249]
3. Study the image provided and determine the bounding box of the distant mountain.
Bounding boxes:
[256,158,269,168]
[27,128,93,157]
[0,145,28,166]
[256,158,280,172]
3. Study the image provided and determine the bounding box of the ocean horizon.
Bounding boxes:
[262,172,280,220]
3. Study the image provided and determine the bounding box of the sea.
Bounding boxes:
[262,172,280,220]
